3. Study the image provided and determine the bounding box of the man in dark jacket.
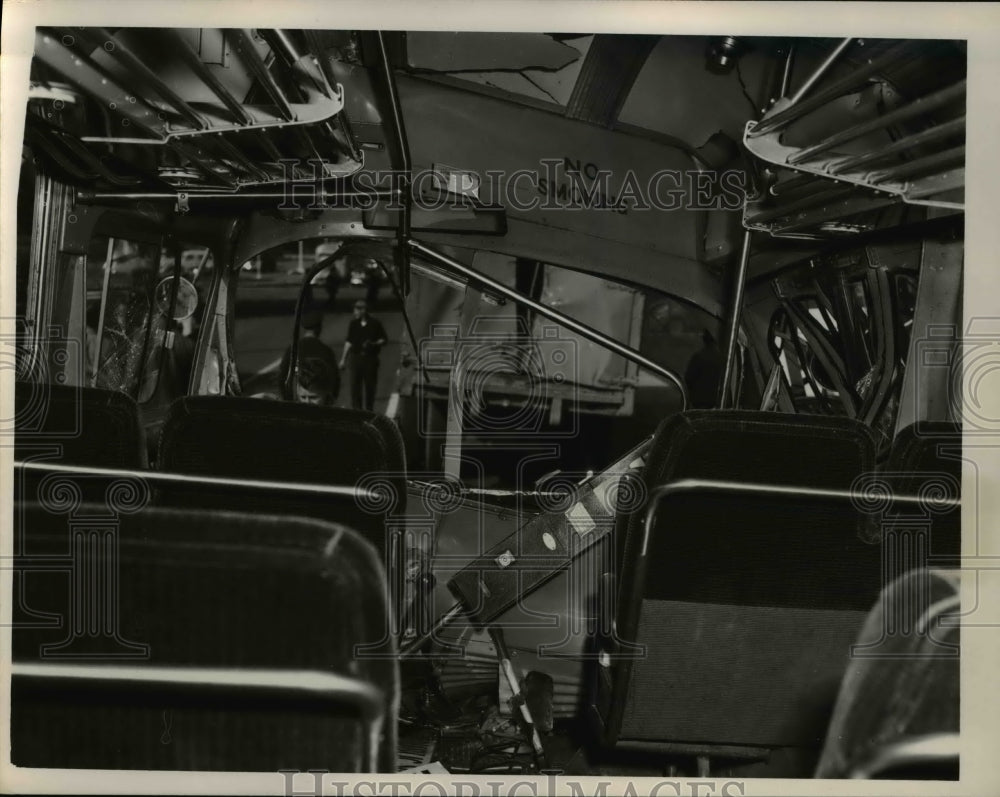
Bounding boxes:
[684,329,723,409]
[339,299,387,411]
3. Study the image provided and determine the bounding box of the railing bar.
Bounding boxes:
[786,37,854,107]
[774,195,900,235]
[165,29,254,126]
[788,80,966,165]
[85,27,209,130]
[829,117,966,174]
[212,134,270,182]
[870,145,966,182]
[749,185,857,224]
[13,662,381,713]
[228,28,296,122]
[169,140,238,189]
[753,42,913,136]
[15,460,375,502]
[409,240,689,408]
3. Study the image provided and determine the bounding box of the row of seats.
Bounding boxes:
[12,382,407,772]
[13,382,961,774]
[591,409,961,774]
[13,382,408,556]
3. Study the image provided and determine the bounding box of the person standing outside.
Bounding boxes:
[340,299,386,411]
[684,328,724,409]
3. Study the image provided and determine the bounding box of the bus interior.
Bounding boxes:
[8,27,966,781]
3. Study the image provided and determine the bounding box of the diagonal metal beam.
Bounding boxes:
[565,34,659,128]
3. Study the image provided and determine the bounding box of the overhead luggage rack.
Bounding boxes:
[28,28,364,191]
[743,39,965,240]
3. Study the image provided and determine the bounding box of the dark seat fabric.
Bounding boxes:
[613,411,879,574]
[597,411,881,757]
[11,502,398,772]
[156,396,407,557]
[606,490,883,751]
[15,380,147,469]
[814,569,959,779]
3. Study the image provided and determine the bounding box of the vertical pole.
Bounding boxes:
[91,237,115,386]
[718,230,752,408]
[894,237,963,434]
[375,32,412,296]
[442,287,482,479]
[26,175,74,374]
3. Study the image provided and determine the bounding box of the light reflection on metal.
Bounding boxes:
[16,460,375,502]
[786,37,853,108]
[12,662,385,772]
[718,230,751,408]
[91,237,115,388]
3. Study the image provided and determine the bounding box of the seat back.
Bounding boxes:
[815,568,959,779]
[15,380,147,468]
[599,411,880,759]
[157,396,407,556]
[614,411,878,568]
[11,501,397,772]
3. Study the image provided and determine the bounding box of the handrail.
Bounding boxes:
[718,230,751,408]
[642,478,960,556]
[15,460,376,503]
[409,239,689,409]
[376,31,413,295]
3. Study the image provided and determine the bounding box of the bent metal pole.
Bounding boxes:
[408,239,689,410]
[718,229,751,408]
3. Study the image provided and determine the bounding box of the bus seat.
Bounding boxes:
[11,502,398,772]
[594,411,881,765]
[814,568,959,779]
[886,422,962,566]
[156,396,407,555]
[888,422,962,478]
[15,380,148,469]
[612,410,878,574]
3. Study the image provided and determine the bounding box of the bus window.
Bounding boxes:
[86,236,205,409]
[232,241,313,400]
[231,238,391,404]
